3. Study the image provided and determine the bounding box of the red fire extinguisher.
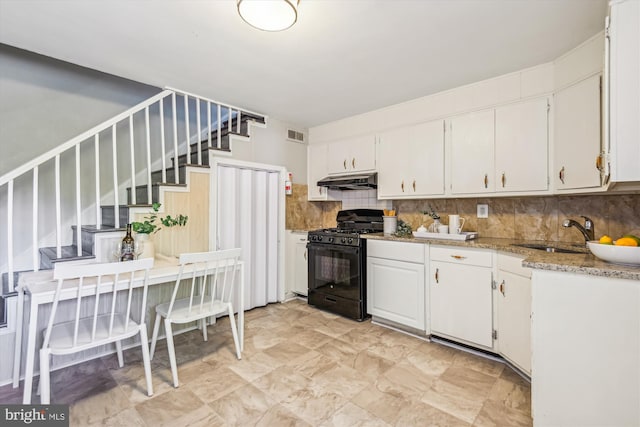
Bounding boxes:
[285,172,293,195]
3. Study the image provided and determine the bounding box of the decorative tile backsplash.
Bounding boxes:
[286,184,640,244]
[285,184,340,230]
[392,194,640,244]
[340,189,392,211]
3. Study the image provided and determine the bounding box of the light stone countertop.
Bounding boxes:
[363,234,640,281]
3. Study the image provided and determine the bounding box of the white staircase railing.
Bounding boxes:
[0,88,266,292]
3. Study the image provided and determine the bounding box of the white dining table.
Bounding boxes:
[11,255,245,404]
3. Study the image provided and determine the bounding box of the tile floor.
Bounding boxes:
[0,299,533,426]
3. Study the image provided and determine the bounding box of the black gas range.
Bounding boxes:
[307,209,384,321]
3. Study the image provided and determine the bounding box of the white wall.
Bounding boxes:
[0,44,161,177]
[309,32,605,146]
[230,118,308,184]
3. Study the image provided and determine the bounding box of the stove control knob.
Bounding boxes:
[318,236,323,241]
[341,237,346,243]
[328,237,334,243]
[348,238,354,244]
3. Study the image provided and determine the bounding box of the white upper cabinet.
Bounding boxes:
[327,135,376,175]
[450,109,495,194]
[554,75,602,190]
[607,0,640,183]
[377,120,445,199]
[495,97,549,193]
[450,98,549,196]
[307,143,334,201]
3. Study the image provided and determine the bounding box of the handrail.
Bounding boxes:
[1,86,266,295]
[0,90,173,187]
[166,86,268,120]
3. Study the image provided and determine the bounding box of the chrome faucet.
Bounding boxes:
[562,216,595,244]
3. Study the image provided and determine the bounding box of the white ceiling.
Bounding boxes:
[0,0,607,129]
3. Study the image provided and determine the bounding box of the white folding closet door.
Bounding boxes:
[216,165,279,310]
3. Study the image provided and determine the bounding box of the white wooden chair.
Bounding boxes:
[149,249,242,387]
[39,258,155,404]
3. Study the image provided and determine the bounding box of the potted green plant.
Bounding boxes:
[131,203,188,258]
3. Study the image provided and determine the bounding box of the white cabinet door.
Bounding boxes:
[531,270,640,426]
[368,257,425,330]
[554,75,602,190]
[608,0,640,183]
[285,232,308,296]
[496,268,531,375]
[293,237,308,296]
[377,120,445,198]
[429,246,493,349]
[495,97,549,193]
[307,144,333,201]
[450,109,495,194]
[376,127,408,197]
[408,120,445,197]
[327,135,376,174]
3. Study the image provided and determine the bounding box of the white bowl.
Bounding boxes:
[586,241,640,266]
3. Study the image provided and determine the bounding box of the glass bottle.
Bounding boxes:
[120,223,135,261]
[428,218,441,233]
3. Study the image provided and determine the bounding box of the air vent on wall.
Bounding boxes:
[287,129,305,143]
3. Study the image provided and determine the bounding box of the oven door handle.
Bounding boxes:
[307,243,360,256]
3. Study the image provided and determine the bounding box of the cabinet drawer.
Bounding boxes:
[497,253,531,278]
[291,232,308,243]
[367,239,425,263]
[430,246,492,267]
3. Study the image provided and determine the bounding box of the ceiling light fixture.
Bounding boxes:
[237,0,299,32]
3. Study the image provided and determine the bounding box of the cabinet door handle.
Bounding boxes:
[412,180,416,191]
[450,255,467,260]
[484,174,488,188]
[559,166,565,184]
[499,280,505,296]
[304,250,307,261]
[401,180,405,192]
[501,172,506,188]
[352,158,356,169]
[435,268,439,284]
[343,159,347,170]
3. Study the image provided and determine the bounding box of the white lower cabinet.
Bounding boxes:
[367,240,426,331]
[496,253,531,375]
[285,231,308,296]
[531,269,640,426]
[429,246,494,349]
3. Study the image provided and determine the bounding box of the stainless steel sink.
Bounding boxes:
[512,243,586,254]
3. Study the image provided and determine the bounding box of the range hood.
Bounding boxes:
[317,173,377,190]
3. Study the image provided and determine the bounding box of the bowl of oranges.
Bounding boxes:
[587,234,640,266]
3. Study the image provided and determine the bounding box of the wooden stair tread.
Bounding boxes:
[130,182,187,189]
[71,224,125,233]
[39,245,94,262]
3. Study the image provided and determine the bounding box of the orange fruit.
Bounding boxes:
[622,234,640,245]
[599,235,613,244]
[614,237,639,247]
